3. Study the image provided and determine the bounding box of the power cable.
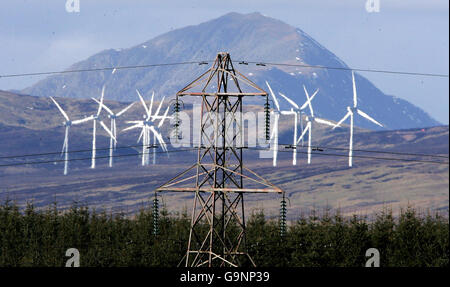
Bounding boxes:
[0,59,448,79]
[0,148,197,168]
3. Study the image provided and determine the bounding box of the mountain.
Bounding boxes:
[23,12,439,130]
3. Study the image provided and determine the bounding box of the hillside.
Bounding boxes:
[0,91,447,219]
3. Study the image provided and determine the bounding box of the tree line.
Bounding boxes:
[0,200,448,267]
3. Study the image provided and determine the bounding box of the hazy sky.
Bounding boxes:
[0,0,448,123]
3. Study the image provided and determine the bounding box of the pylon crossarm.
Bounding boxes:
[155,163,210,191]
[156,187,280,193]
[178,92,266,97]
[234,69,268,95]
[155,163,197,190]
[242,166,283,193]
[216,68,272,95]
[202,62,221,93]
[203,163,280,190]
[177,67,213,95]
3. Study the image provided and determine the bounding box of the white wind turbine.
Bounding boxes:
[92,98,135,167]
[332,71,383,167]
[50,97,93,175]
[265,81,280,167]
[277,90,315,166]
[295,85,336,164]
[123,90,170,166]
[80,85,116,169]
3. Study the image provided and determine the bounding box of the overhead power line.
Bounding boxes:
[0,60,448,79]
[276,143,449,159]
[0,142,447,160]
[0,146,447,168]
[245,146,448,165]
[0,143,162,160]
[0,148,197,168]
[239,61,449,78]
[0,61,210,79]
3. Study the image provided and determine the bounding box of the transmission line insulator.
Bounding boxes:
[280,193,287,237]
[171,96,183,141]
[264,95,270,141]
[153,193,159,236]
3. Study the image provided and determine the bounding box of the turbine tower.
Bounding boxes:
[333,71,383,167]
[92,98,135,167]
[50,97,92,175]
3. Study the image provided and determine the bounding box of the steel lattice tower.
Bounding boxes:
[157,52,282,267]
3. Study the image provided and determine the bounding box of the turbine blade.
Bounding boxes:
[265,81,280,111]
[122,123,143,132]
[137,127,144,143]
[50,97,70,121]
[113,119,117,148]
[357,109,383,127]
[278,92,299,109]
[280,111,296,116]
[100,120,117,143]
[92,97,114,115]
[61,126,68,155]
[157,106,171,128]
[136,89,149,115]
[116,102,135,117]
[315,117,335,127]
[302,85,314,116]
[296,123,309,145]
[72,115,94,125]
[300,86,319,111]
[149,126,167,151]
[148,91,154,117]
[152,96,165,119]
[352,71,357,108]
[332,111,351,129]
[97,85,105,116]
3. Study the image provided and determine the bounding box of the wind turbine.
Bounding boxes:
[92,98,135,167]
[332,71,383,167]
[265,81,280,167]
[277,91,307,166]
[123,90,170,166]
[295,85,336,164]
[81,85,116,169]
[50,97,92,175]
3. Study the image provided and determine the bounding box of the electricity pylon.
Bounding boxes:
[156,52,282,267]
